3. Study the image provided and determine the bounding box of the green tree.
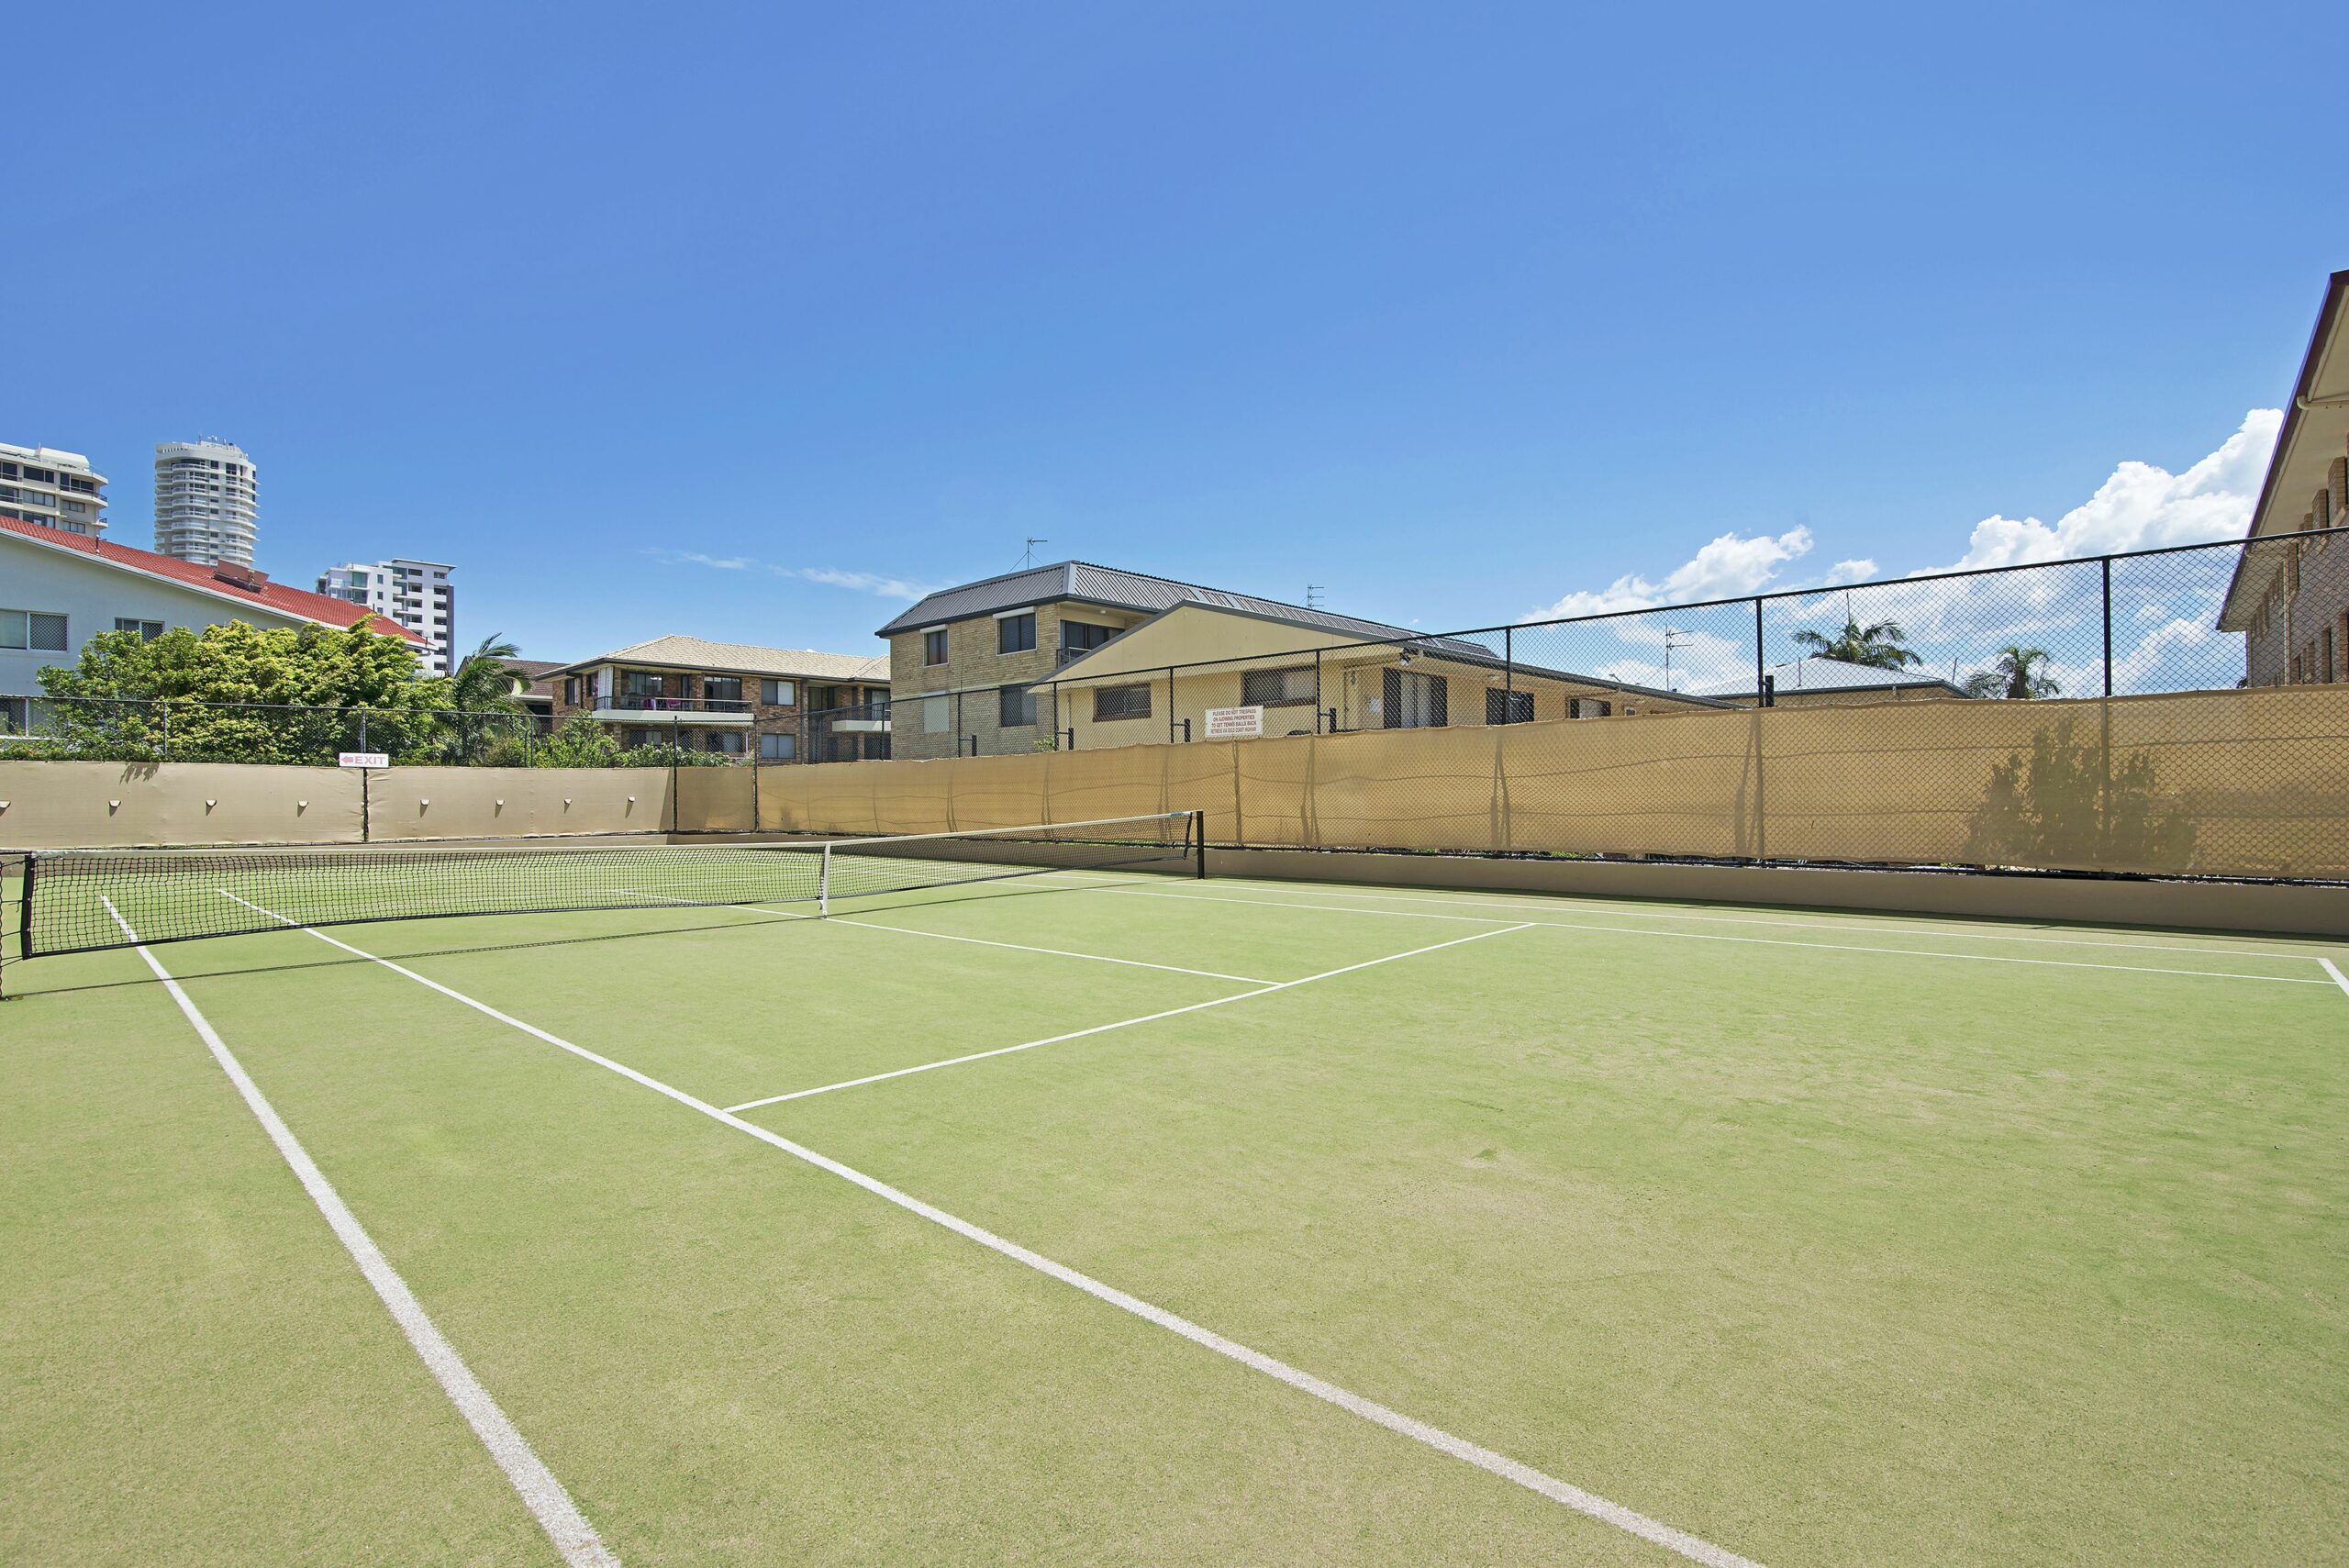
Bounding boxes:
[1790,615,1920,671]
[435,633,529,762]
[1963,644,2061,699]
[36,618,440,762]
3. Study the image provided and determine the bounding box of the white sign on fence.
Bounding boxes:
[338,752,390,770]
[1203,705,1264,740]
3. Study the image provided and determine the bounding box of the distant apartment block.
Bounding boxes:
[318,559,458,676]
[0,442,108,537]
[544,637,891,762]
[153,439,259,567]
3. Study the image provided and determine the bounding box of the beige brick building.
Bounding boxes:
[876,561,1719,759]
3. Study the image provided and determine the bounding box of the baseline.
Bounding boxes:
[1084,885,2332,986]
[1149,878,2335,962]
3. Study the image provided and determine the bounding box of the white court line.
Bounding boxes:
[637,890,1277,984]
[1148,878,2332,962]
[2321,957,2349,999]
[1086,885,2333,987]
[218,896,1759,1568]
[102,896,618,1568]
[723,925,1530,1111]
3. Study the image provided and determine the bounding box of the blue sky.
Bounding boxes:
[6,1,2341,665]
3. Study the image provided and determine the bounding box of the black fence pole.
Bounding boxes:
[1504,627,1515,721]
[2101,556,2114,698]
[1167,667,1176,744]
[1753,596,1765,698]
[1313,649,1324,734]
[1753,594,1769,865]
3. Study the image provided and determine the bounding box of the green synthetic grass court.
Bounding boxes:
[5,855,2346,1566]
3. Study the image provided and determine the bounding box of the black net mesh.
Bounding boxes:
[22,814,1197,958]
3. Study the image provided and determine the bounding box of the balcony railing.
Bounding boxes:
[600,694,752,714]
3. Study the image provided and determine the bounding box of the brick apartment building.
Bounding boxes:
[2221,268,2349,684]
[544,636,890,762]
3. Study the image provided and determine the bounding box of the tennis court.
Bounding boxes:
[6,816,2345,1566]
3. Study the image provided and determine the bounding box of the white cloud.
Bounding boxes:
[1930,408,2281,572]
[647,549,753,570]
[1531,526,1814,618]
[644,549,938,602]
[777,566,939,601]
[1822,558,1877,585]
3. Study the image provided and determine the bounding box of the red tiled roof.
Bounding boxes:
[0,513,423,642]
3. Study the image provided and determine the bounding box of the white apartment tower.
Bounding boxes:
[0,442,109,535]
[153,439,259,566]
[317,559,458,676]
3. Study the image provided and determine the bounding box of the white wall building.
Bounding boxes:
[1,516,419,729]
[0,442,109,536]
[153,439,259,566]
[317,559,458,676]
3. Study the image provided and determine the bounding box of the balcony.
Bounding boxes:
[587,694,754,724]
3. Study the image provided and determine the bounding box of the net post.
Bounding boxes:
[1192,812,1208,879]
[819,841,831,916]
[6,851,36,1000]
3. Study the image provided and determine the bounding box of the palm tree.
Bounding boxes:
[1790,614,1920,672]
[438,633,527,762]
[1964,645,2061,699]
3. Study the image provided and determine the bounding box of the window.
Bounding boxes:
[1568,697,1611,719]
[1093,684,1152,721]
[563,676,580,705]
[704,676,744,703]
[706,729,744,754]
[1059,619,1116,663]
[623,728,655,749]
[997,612,1037,654]
[924,628,949,665]
[922,695,950,734]
[621,671,664,697]
[114,617,167,641]
[761,678,796,706]
[1486,689,1534,725]
[1,610,68,651]
[999,684,1036,728]
[759,731,796,761]
[1241,665,1316,708]
[1381,668,1447,728]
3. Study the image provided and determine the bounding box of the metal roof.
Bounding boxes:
[548,635,889,683]
[876,560,1490,655]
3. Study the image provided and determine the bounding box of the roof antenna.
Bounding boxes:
[1018,537,1049,567]
[1306,584,1325,610]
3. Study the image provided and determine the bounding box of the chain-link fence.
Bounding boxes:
[0,696,743,768]
[810,531,2343,759]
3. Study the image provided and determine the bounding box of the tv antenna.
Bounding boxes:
[1663,626,1693,690]
[1017,537,1050,567]
[1306,584,1326,610]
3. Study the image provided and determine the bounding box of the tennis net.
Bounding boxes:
[14,812,1202,963]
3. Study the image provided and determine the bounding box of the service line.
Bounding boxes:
[214,896,1762,1568]
[724,924,1528,1110]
